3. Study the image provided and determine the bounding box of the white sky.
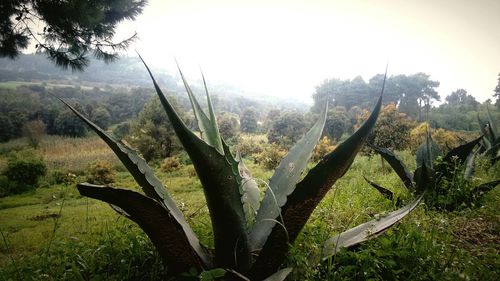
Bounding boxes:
[115,0,500,104]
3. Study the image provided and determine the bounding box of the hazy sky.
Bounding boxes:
[116,0,500,104]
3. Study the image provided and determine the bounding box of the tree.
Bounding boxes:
[128,97,181,162]
[54,104,87,137]
[217,112,240,140]
[240,107,258,133]
[0,0,146,70]
[444,89,479,111]
[324,106,350,141]
[267,111,306,146]
[360,103,414,152]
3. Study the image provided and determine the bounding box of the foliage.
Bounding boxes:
[494,73,500,106]
[240,107,259,133]
[85,161,116,185]
[368,133,499,210]
[313,73,440,120]
[216,111,240,140]
[127,98,181,162]
[254,144,288,170]
[22,119,46,148]
[237,134,265,157]
[410,122,464,152]
[267,110,306,146]
[0,0,146,70]
[362,103,414,153]
[311,136,336,162]
[54,104,87,137]
[62,62,417,280]
[2,149,47,196]
[324,106,350,141]
[160,156,182,173]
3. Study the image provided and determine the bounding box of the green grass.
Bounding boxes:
[0,137,499,280]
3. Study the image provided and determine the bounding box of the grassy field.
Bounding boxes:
[0,135,499,280]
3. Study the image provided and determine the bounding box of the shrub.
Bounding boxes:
[237,134,265,157]
[311,136,336,162]
[3,149,47,195]
[85,161,116,185]
[253,144,287,170]
[51,170,77,185]
[160,156,181,173]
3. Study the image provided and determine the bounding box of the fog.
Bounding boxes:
[114,0,500,103]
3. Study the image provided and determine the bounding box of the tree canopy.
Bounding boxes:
[0,0,146,70]
[313,73,440,121]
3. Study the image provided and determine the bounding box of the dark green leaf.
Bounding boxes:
[322,194,422,257]
[249,102,327,251]
[370,145,413,189]
[77,183,210,273]
[363,176,394,201]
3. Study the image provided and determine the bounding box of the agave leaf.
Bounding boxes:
[435,136,482,181]
[262,268,293,281]
[464,148,478,179]
[322,194,423,258]
[473,180,500,196]
[413,161,434,193]
[363,176,394,201]
[59,98,211,264]
[486,105,498,139]
[442,136,482,164]
[141,57,250,270]
[77,183,210,273]
[249,86,384,279]
[370,145,413,189]
[249,102,327,251]
[416,131,440,169]
[236,151,261,225]
[176,61,224,154]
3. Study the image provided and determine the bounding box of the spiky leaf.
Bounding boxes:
[59,98,211,266]
[236,151,261,225]
[77,183,210,273]
[249,88,383,279]
[322,194,422,257]
[363,176,394,201]
[370,145,413,189]
[486,105,498,139]
[249,102,327,251]
[416,132,440,169]
[413,162,434,193]
[176,61,224,154]
[141,57,250,270]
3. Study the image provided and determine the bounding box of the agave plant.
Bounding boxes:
[366,127,500,210]
[477,106,500,164]
[61,61,420,280]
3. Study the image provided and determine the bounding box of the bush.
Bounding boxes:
[51,170,77,185]
[160,156,181,173]
[0,175,13,197]
[311,136,336,162]
[85,161,116,185]
[254,144,288,170]
[2,149,47,195]
[237,135,265,157]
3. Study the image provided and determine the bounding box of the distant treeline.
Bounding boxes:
[312,73,500,132]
